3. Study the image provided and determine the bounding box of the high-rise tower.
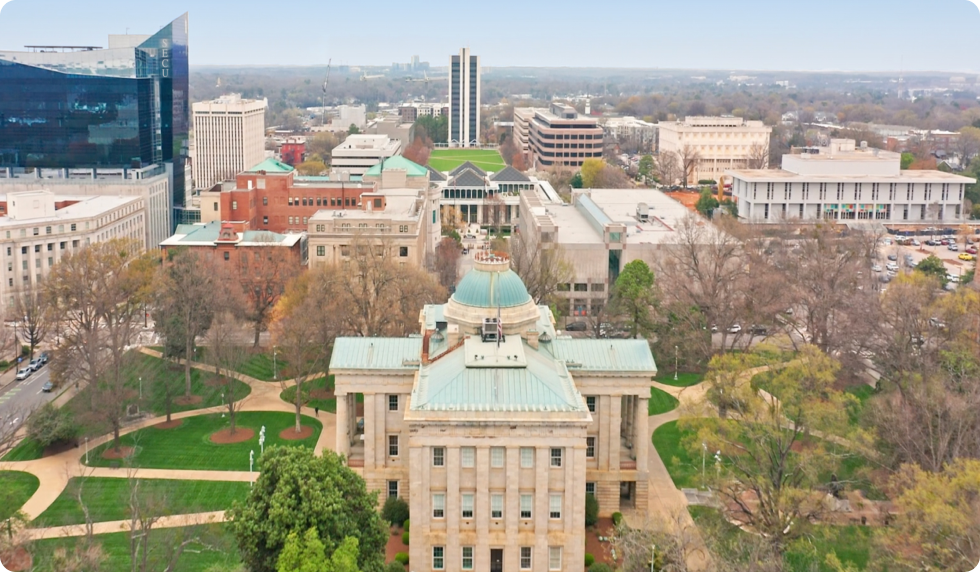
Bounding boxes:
[448,48,480,147]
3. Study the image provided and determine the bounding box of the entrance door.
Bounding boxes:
[490,549,503,572]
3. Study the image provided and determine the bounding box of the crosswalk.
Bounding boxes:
[0,385,23,404]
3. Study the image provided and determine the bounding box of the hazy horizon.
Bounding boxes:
[1,0,979,73]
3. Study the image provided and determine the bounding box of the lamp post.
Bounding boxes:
[85,437,89,464]
[249,450,255,486]
[674,345,679,382]
[701,442,707,486]
[273,346,278,381]
[138,376,142,400]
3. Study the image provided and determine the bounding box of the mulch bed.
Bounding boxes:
[174,395,203,406]
[102,446,134,460]
[384,526,409,565]
[585,517,620,566]
[154,419,184,430]
[210,427,255,444]
[279,425,315,441]
[42,440,79,458]
[1,546,32,571]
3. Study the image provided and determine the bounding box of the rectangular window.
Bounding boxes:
[433,447,445,466]
[549,494,562,519]
[388,395,398,411]
[550,448,562,467]
[461,493,474,518]
[45,226,51,235]
[520,547,532,570]
[586,437,596,458]
[399,246,408,257]
[491,447,504,468]
[232,201,238,210]
[433,547,444,570]
[388,435,399,457]
[461,547,473,570]
[520,447,534,468]
[399,225,408,233]
[223,252,230,261]
[316,245,325,256]
[461,447,475,468]
[263,196,268,206]
[573,283,588,292]
[549,547,562,570]
[387,480,398,499]
[263,216,269,225]
[520,494,533,519]
[432,493,445,518]
[586,396,596,412]
[491,493,503,519]
[590,283,605,292]
[586,482,596,496]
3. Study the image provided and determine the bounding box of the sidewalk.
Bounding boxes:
[30,511,227,540]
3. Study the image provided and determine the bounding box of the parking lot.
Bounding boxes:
[878,235,977,283]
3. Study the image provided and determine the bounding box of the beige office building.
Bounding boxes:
[0,190,145,305]
[657,116,771,185]
[307,188,427,267]
[192,94,268,190]
[330,253,656,572]
[526,104,603,169]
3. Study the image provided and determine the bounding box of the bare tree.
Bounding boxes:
[483,192,506,238]
[746,141,770,169]
[508,231,574,307]
[152,249,218,399]
[655,151,680,187]
[239,238,301,347]
[433,237,461,291]
[204,310,250,435]
[679,145,702,186]
[14,279,48,360]
[0,406,31,460]
[45,239,155,451]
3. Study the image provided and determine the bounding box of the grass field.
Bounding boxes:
[30,523,240,572]
[150,346,286,382]
[85,411,322,471]
[428,149,506,173]
[280,376,335,412]
[126,353,252,416]
[34,478,251,527]
[0,471,39,520]
[689,506,872,571]
[649,386,680,415]
[655,372,705,388]
[2,437,45,462]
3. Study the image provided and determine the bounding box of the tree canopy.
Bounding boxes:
[914,254,947,285]
[228,447,387,572]
[611,259,658,339]
[277,529,361,572]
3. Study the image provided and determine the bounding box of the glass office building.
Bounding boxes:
[0,13,189,228]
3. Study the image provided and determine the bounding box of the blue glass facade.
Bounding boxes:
[0,13,189,229]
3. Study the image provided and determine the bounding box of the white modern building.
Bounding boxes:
[0,190,145,304]
[602,116,658,151]
[330,134,403,177]
[0,165,171,248]
[449,48,480,147]
[728,139,977,223]
[657,116,772,185]
[192,94,268,190]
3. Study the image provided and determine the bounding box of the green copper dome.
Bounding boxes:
[452,267,533,308]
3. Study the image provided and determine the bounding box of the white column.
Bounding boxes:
[637,398,649,471]
[447,447,461,569]
[363,394,375,469]
[534,447,549,572]
[608,395,622,471]
[335,393,349,458]
[505,447,520,571]
[374,394,386,468]
[475,447,490,571]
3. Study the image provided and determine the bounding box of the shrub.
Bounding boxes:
[403,519,410,531]
[585,494,599,527]
[20,345,29,356]
[401,531,409,546]
[27,402,77,447]
[0,360,9,370]
[584,553,595,567]
[611,511,623,526]
[381,496,410,527]
[385,563,405,572]
[589,564,615,572]
[394,552,409,566]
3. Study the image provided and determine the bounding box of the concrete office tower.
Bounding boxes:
[192,94,268,190]
[449,48,480,147]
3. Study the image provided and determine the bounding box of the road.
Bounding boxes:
[0,365,56,429]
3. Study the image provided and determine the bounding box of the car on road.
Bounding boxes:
[564,321,587,332]
[39,352,49,364]
[749,325,768,336]
[959,253,975,261]
[727,324,742,334]
[967,247,978,255]
[29,359,42,371]
[15,368,31,381]
[947,274,960,283]
[871,264,882,272]
[41,381,53,393]
[911,239,920,247]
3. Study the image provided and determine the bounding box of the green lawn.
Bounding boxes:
[649,386,680,415]
[30,523,240,572]
[34,478,251,527]
[0,471,39,520]
[85,412,322,471]
[653,421,699,488]
[2,436,45,462]
[280,376,335,412]
[689,506,872,571]
[428,149,506,173]
[149,346,286,382]
[655,372,705,388]
[126,353,252,416]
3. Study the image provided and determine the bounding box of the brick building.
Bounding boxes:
[160,220,307,271]
[280,138,306,166]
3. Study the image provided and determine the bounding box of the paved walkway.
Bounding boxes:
[1,349,336,523]
[30,511,227,540]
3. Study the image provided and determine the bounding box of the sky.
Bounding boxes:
[0,0,979,72]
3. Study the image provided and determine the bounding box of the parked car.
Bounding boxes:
[564,321,587,332]
[886,262,899,271]
[911,239,920,247]
[906,260,918,268]
[871,264,882,272]
[959,253,975,261]
[39,352,49,364]
[28,359,42,371]
[887,254,898,261]
[15,368,31,381]
[749,325,768,336]
[948,243,959,252]
[967,247,978,255]
[929,317,947,329]
[947,274,960,284]
[41,381,53,393]
[727,324,742,334]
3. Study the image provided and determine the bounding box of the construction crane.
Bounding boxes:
[320,59,331,126]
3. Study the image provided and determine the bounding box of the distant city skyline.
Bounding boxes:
[1,0,979,72]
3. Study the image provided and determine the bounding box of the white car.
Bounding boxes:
[947,274,960,283]
[871,264,882,272]
[886,262,899,272]
[727,324,742,334]
[15,368,31,381]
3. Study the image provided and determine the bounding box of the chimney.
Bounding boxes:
[421,330,433,365]
[446,323,461,348]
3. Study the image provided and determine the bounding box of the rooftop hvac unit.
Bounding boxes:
[636,202,649,222]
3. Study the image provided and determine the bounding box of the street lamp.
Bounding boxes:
[674,345,679,382]
[138,376,142,400]
[84,437,89,464]
[249,450,255,486]
[701,442,707,486]
[273,346,278,381]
